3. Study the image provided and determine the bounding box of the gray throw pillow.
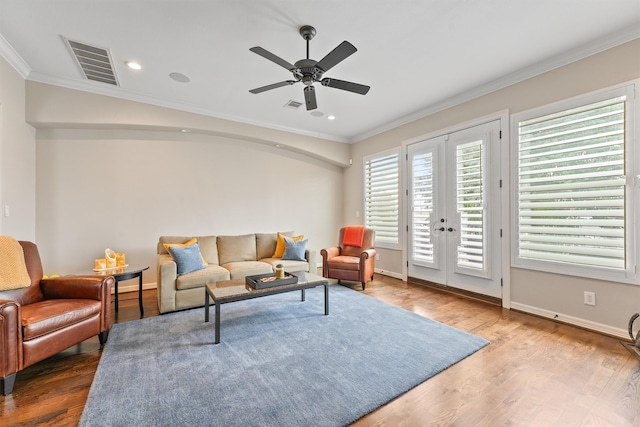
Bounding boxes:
[282,236,308,261]
[169,242,205,276]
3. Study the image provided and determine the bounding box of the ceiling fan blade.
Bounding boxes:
[249,80,296,94]
[321,78,370,95]
[249,47,295,71]
[315,41,357,73]
[304,86,317,110]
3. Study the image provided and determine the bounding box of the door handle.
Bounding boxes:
[447,227,456,232]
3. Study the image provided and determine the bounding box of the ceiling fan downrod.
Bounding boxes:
[299,25,316,59]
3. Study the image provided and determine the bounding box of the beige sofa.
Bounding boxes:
[156,232,316,313]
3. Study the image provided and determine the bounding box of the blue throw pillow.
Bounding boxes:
[169,242,205,276]
[282,236,308,261]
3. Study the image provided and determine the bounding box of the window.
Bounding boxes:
[512,84,637,283]
[364,149,400,248]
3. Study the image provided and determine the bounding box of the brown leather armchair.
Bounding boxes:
[0,241,114,395]
[321,227,376,290]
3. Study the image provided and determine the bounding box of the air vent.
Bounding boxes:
[284,100,303,110]
[65,38,119,86]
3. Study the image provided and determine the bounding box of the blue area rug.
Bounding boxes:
[80,285,488,426]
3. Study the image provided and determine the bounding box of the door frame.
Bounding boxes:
[401,110,511,308]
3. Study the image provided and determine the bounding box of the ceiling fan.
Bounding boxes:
[249,25,370,111]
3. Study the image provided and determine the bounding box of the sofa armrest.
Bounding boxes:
[157,254,178,314]
[305,249,317,273]
[41,276,113,301]
[0,300,21,380]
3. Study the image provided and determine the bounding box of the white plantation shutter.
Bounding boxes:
[456,140,485,271]
[516,95,626,270]
[411,151,435,262]
[364,150,400,246]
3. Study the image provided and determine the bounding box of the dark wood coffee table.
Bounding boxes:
[204,271,329,344]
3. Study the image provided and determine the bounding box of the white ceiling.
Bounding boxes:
[1,0,638,143]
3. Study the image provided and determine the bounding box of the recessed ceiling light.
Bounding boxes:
[327,115,336,120]
[170,72,190,83]
[180,128,190,133]
[310,111,324,117]
[125,61,141,70]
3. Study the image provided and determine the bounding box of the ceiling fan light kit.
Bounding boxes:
[249,25,370,111]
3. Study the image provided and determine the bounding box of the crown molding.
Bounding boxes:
[0,33,31,78]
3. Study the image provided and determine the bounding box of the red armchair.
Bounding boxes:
[0,241,113,395]
[321,227,376,290]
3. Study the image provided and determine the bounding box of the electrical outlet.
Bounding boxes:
[584,291,596,306]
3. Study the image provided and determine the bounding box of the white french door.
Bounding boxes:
[407,120,502,298]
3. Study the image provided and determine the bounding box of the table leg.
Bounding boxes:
[301,289,305,301]
[114,279,119,311]
[214,301,221,344]
[324,284,329,315]
[204,290,210,322]
[138,273,144,317]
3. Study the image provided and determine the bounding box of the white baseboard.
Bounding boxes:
[112,281,157,294]
[510,302,628,339]
[374,268,404,280]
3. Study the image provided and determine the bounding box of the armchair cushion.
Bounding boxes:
[20,299,102,340]
[327,255,361,271]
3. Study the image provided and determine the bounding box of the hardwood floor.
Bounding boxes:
[2,276,639,426]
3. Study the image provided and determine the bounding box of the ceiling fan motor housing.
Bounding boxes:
[294,59,323,85]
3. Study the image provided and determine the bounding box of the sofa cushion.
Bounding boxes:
[222,261,273,280]
[175,264,230,290]
[273,232,303,258]
[217,234,257,265]
[169,243,205,276]
[282,236,308,261]
[260,257,309,273]
[256,233,278,260]
[196,235,219,265]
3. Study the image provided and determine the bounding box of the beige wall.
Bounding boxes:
[348,39,640,337]
[0,56,36,239]
[34,127,344,284]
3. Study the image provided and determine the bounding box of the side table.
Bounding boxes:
[84,264,149,317]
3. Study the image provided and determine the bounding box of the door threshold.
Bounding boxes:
[407,276,502,307]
